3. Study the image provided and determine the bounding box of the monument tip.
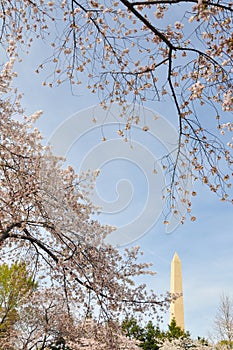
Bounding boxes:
[173,252,181,261]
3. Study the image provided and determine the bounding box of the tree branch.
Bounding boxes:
[119,0,175,49]
[9,230,59,264]
[131,0,232,11]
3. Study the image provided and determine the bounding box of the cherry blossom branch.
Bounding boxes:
[131,0,232,12]
[8,231,59,263]
[119,0,175,49]
[72,0,122,64]
[68,268,166,307]
[1,222,166,310]
[167,47,184,191]
[0,222,23,242]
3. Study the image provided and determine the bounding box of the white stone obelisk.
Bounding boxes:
[170,252,185,330]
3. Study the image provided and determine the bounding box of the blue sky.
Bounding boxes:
[8,36,233,340]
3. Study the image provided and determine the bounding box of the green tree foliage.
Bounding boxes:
[122,317,165,349]
[166,318,190,341]
[139,321,165,350]
[197,336,210,347]
[122,317,144,340]
[122,317,191,349]
[216,340,233,350]
[0,262,36,335]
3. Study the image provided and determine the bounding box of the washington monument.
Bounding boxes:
[170,252,185,330]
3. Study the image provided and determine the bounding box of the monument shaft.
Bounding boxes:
[170,252,184,330]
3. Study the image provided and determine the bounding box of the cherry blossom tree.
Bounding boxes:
[0,59,170,347]
[160,337,233,350]
[9,287,141,350]
[159,338,214,350]
[0,0,232,220]
[212,294,233,349]
[10,288,76,350]
[66,318,141,350]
